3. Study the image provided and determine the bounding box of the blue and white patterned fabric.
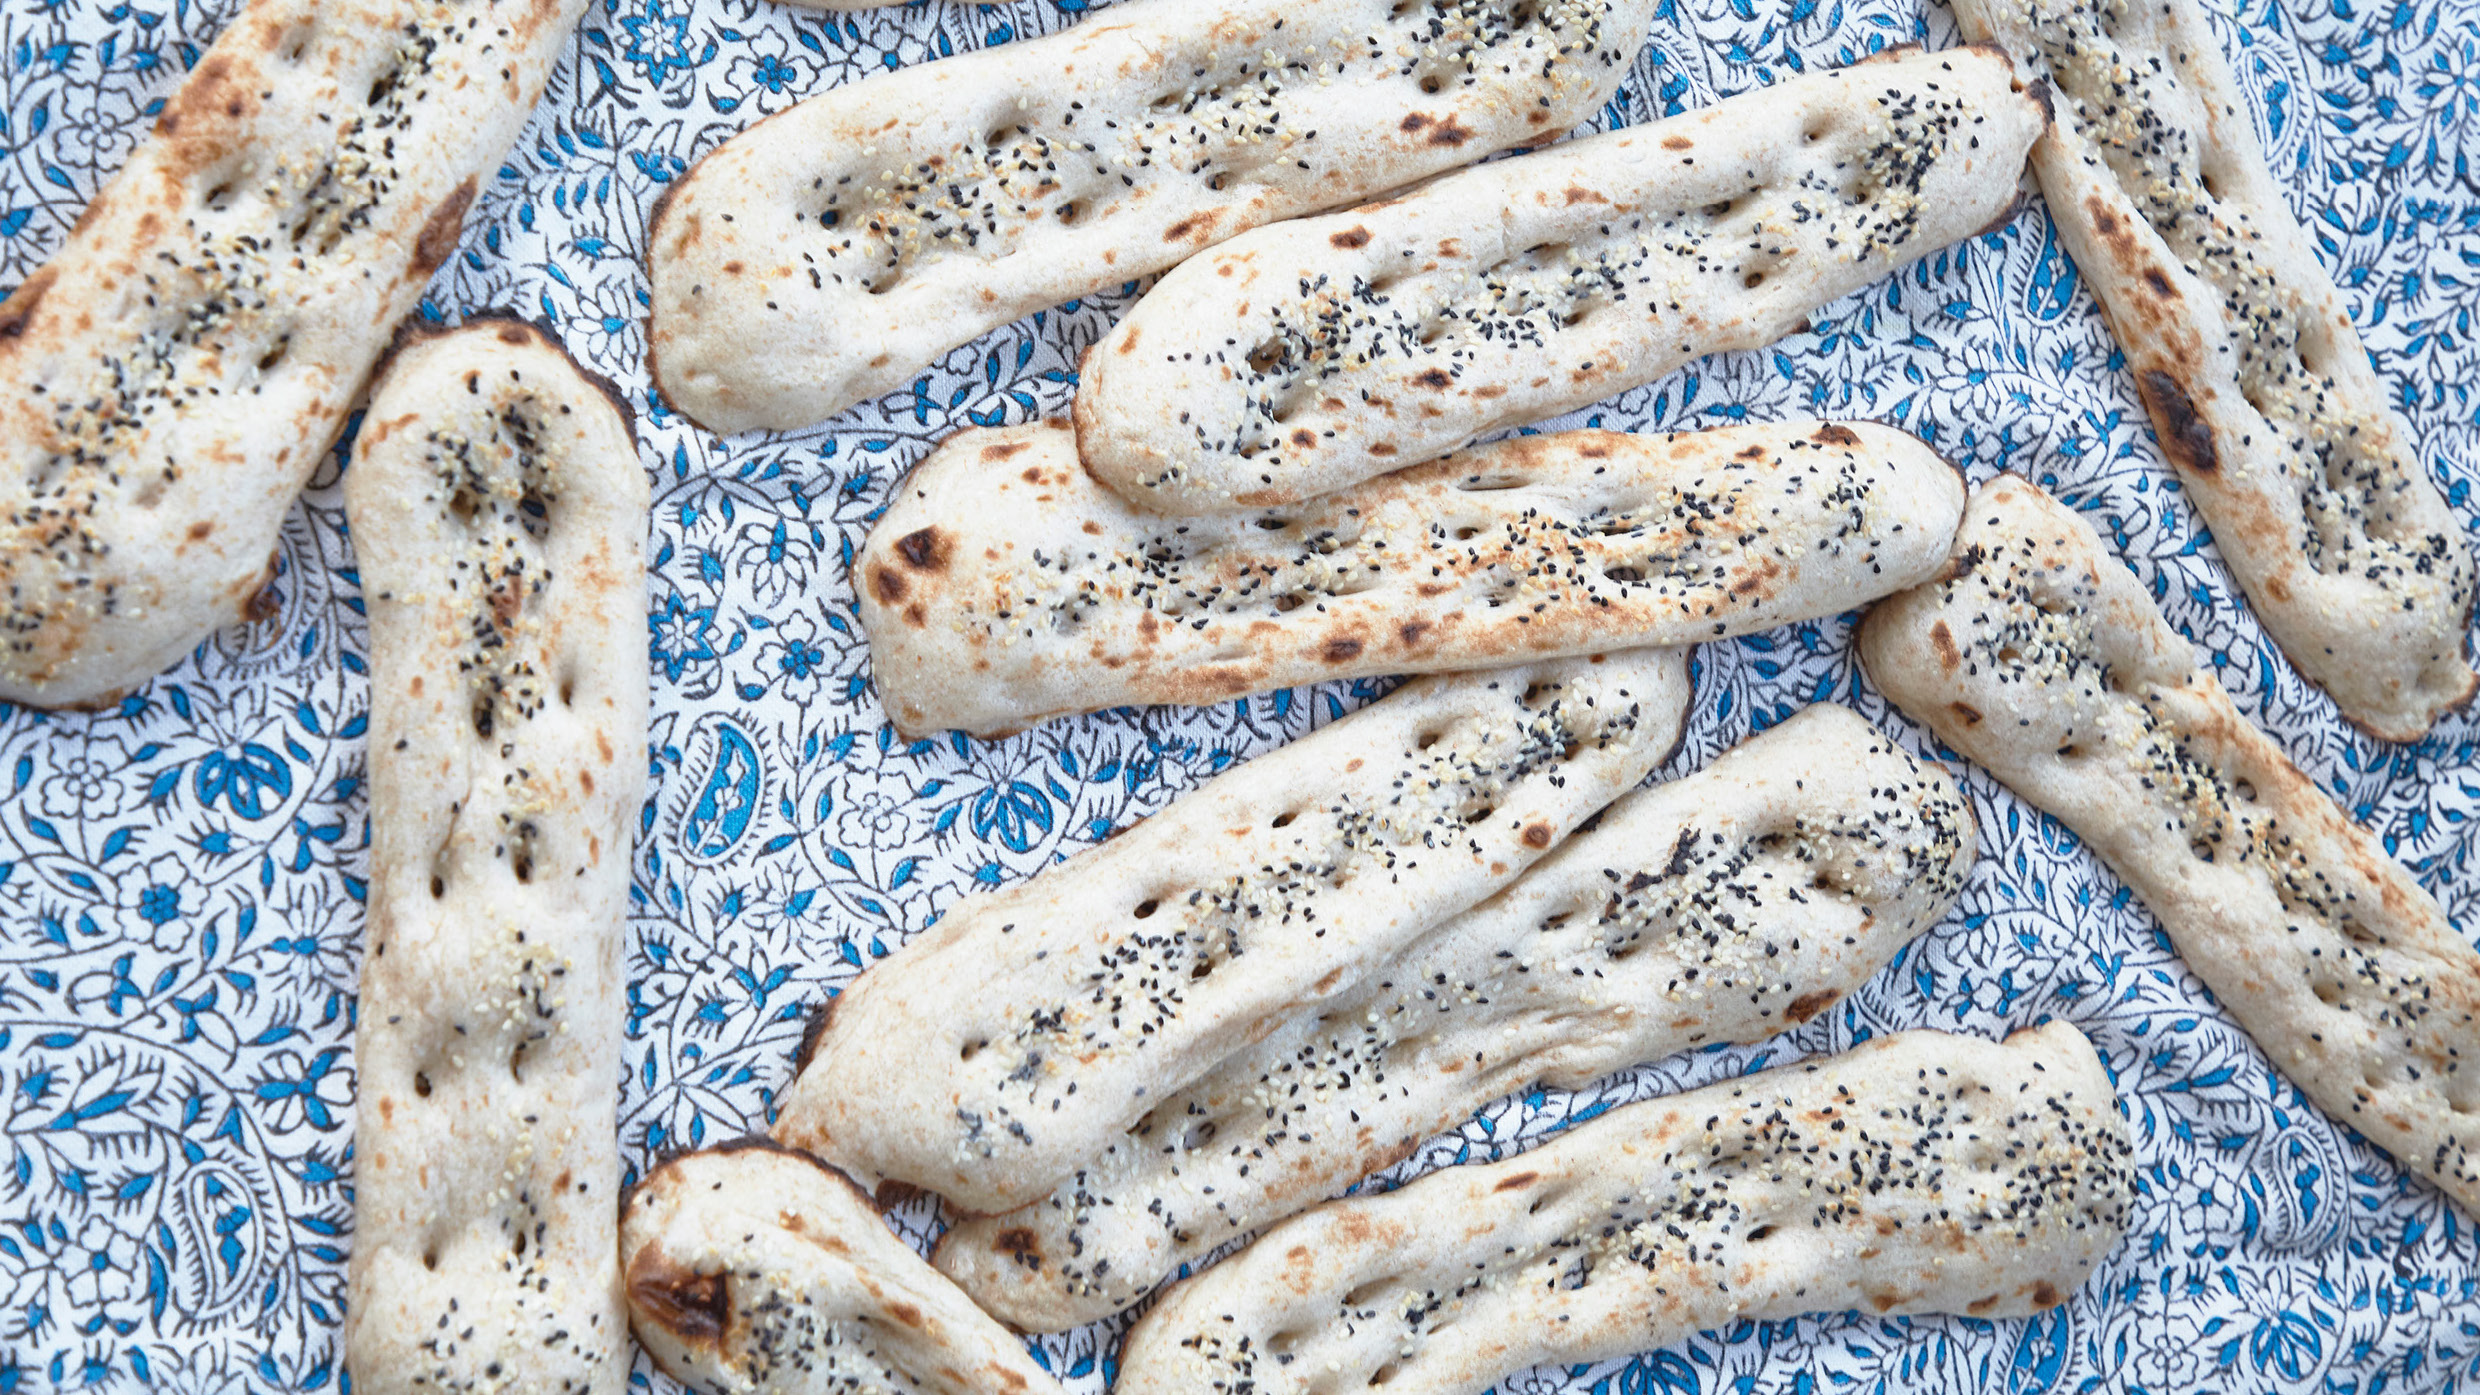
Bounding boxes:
[2,0,2478,1389]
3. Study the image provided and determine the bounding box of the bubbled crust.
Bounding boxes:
[646,0,1657,434]
[621,1144,1065,1395]
[937,703,1977,1331]
[1860,475,2480,1220]
[343,321,647,1395]
[1115,1024,2133,1395]
[857,418,1962,741]
[1073,45,2042,513]
[778,650,1694,1216]
[0,0,585,709]
[1947,0,2476,741]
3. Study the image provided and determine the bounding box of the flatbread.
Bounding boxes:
[1859,474,2480,1217]
[646,0,1656,434]
[779,649,1695,1216]
[0,0,586,710]
[622,1143,1065,1395]
[1116,1023,2132,1395]
[343,320,648,1395]
[1072,45,2044,513]
[937,702,1976,1331]
[1943,1,2476,742]
[859,418,1962,739]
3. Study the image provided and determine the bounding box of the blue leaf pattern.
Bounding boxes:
[0,0,2477,1390]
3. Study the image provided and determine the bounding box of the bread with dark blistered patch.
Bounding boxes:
[1944,2,2475,740]
[937,703,1975,1330]
[858,418,1960,740]
[1115,1023,2132,1395]
[1862,473,2480,1218]
[1074,46,2042,513]
[780,649,1693,1215]
[622,1144,1065,1395]
[647,0,1656,434]
[0,0,587,709]
[344,320,647,1395]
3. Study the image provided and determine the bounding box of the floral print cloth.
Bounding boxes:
[0,0,2477,1390]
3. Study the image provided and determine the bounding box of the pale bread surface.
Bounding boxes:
[937,703,1976,1331]
[343,322,648,1395]
[1944,1,2476,741]
[1116,1023,2132,1395]
[621,1145,1064,1395]
[0,0,584,709]
[1073,46,2043,513]
[859,419,1961,739]
[779,650,1694,1215]
[647,0,1656,434]
[1859,474,2480,1217]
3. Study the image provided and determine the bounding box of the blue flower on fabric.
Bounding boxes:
[775,636,822,681]
[252,1049,351,1132]
[747,51,795,94]
[2413,36,2480,140]
[2243,1310,2324,1380]
[613,0,706,87]
[115,856,193,953]
[38,736,135,821]
[136,883,176,926]
[969,781,1054,853]
[755,612,831,702]
[835,788,912,853]
[190,743,294,820]
[651,593,719,683]
[730,517,821,610]
[63,1218,137,1312]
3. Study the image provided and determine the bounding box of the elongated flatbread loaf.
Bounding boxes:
[344,321,648,1395]
[1117,1023,2132,1395]
[1860,475,2480,1217]
[860,418,1961,739]
[780,649,1693,1216]
[0,0,586,710]
[1944,3,2475,742]
[1073,46,2044,513]
[647,0,1655,434]
[937,703,1975,1331]
[622,1144,1065,1395]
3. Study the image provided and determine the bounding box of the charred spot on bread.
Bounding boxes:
[414,175,481,274]
[1783,989,1839,1024]
[2134,368,2218,475]
[793,997,838,1075]
[895,527,950,571]
[0,266,56,341]
[626,1252,727,1343]
[869,564,909,605]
